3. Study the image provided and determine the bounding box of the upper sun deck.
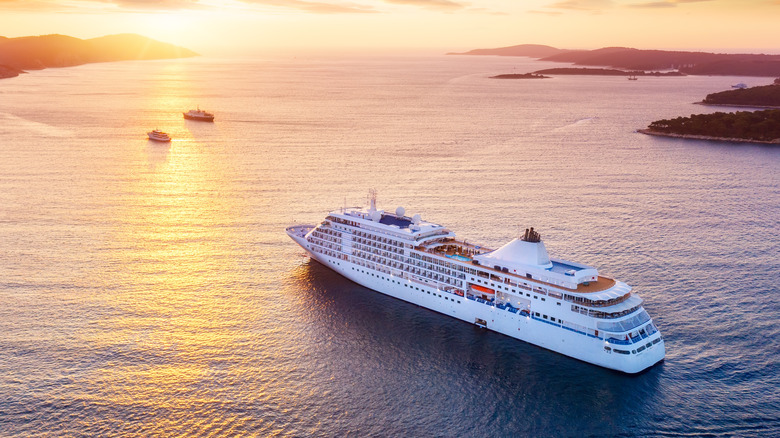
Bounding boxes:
[329,208,453,242]
[327,202,622,298]
[419,237,617,295]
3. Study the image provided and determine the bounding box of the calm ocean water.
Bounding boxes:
[1,55,778,437]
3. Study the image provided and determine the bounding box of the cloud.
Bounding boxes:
[466,7,509,16]
[628,1,674,7]
[109,0,203,10]
[542,0,713,12]
[0,0,75,11]
[382,0,465,10]
[628,0,714,7]
[528,9,563,15]
[0,0,378,13]
[241,0,377,13]
[545,0,613,11]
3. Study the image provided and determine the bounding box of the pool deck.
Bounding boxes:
[422,240,617,294]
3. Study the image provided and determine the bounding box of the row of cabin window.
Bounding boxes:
[607,338,661,355]
[472,277,564,307]
[350,267,462,304]
[535,312,559,323]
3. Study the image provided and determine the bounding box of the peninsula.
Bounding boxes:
[0,34,197,79]
[639,110,780,144]
[532,68,683,77]
[451,45,780,77]
[0,64,23,79]
[490,73,549,79]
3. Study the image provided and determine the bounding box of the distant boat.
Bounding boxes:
[628,75,638,80]
[183,107,215,122]
[147,129,171,142]
[732,83,748,89]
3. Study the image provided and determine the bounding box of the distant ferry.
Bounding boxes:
[732,83,748,89]
[628,75,638,80]
[183,107,215,122]
[147,129,171,142]
[287,192,665,374]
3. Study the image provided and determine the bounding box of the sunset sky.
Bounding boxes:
[1,0,778,55]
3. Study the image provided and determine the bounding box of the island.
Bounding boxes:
[448,44,567,58]
[489,73,549,79]
[531,68,684,77]
[639,110,780,144]
[451,45,780,77]
[701,84,780,108]
[0,33,197,79]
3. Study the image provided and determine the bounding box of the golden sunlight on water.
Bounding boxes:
[80,74,264,433]
[1,56,778,437]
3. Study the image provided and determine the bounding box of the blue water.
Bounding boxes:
[0,55,778,436]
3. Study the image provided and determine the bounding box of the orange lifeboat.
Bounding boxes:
[471,284,495,295]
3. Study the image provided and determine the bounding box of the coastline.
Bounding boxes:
[0,34,196,81]
[637,128,780,145]
[490,73,549,79]
[695,101,780,109]
[0,65,24,79]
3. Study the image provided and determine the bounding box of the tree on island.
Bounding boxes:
[703,84,780,107]
[647,110,780,142]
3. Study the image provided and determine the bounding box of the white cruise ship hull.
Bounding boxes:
[287,225,665,374]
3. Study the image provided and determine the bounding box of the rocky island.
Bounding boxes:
[639,110,780,144]
[701,84,780,108]
[452,45,780,77]
[531,68,683,77]
[489,73,549,79]
[0,34,197,79]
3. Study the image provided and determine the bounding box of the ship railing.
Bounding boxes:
[286,225,314,236]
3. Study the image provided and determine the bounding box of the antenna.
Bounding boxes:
[368,188,377,213]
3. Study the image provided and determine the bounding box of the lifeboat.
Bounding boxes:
[471,284,495,295]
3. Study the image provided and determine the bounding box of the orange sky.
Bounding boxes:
[1,0,778,55]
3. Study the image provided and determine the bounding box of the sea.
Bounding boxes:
[0,54,778,437]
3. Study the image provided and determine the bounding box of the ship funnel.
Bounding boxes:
[475,227,552,269]
[522,227,542,243]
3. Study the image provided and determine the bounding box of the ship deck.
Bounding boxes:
[421,239,616,294]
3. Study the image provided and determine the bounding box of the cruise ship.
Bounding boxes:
[287,193,665,373]
[183,107,215,122]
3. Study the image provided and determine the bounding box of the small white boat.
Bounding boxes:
[732,83,748,89]
[147,129,171,142]
[183,107,214,122]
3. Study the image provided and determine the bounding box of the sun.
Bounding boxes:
[136,11,201,47]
